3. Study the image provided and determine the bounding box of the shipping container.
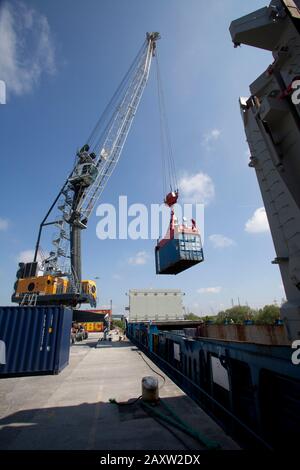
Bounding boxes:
[155,232,204,275]
[0,306,72,377]
[128,289,184,322]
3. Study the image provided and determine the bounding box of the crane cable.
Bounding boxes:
[155,51,178,199]
[87,39,148,153]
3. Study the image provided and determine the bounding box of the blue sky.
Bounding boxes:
[0,0,285,315]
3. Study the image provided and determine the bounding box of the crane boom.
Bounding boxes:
[79,33,159,221]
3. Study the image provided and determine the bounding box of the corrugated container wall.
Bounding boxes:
[155,235,204,275]
[128,289,184,322]
[0,306,72,377]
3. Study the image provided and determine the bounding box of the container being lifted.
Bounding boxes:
[154,61,204,275]
[155,191,204,274]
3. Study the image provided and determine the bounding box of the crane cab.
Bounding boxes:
[69,162,98,187]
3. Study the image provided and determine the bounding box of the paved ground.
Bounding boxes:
[0,333,238,450]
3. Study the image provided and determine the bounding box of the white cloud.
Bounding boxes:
[128,251,149,265]
[197,287,222,294]
[17,249,45,264]
[0,217,9,231]
[17,250,36,263]
[245,207,269,234]
[179,172,215,205]
[202,128,221,148]
[0,1,56,97]
[112,274,122,280]
[209,234,235,248]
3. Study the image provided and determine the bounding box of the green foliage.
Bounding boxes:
[111,319,125,332]
[254,304,280,325]
[211,304,280,325]
[184,313,201,321]
[216,306,255,325]
[202,315,216,323]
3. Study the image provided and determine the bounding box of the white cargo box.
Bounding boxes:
[128,289,184,322]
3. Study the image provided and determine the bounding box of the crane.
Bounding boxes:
[230,0,300,340]
[12,32,160,308]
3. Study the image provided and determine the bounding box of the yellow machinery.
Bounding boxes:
[13,271,97,307]
[15,275,68,297]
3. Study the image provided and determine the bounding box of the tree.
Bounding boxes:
[254,304,280,325]
[202,315,216,323]
[184,313,202,321]
[216,306,255,324]
[111,319,125,332]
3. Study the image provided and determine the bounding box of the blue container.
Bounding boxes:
[0,306,72,377]
[155,234,204,274]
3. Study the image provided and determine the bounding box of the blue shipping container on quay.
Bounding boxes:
[0,306,72,377]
